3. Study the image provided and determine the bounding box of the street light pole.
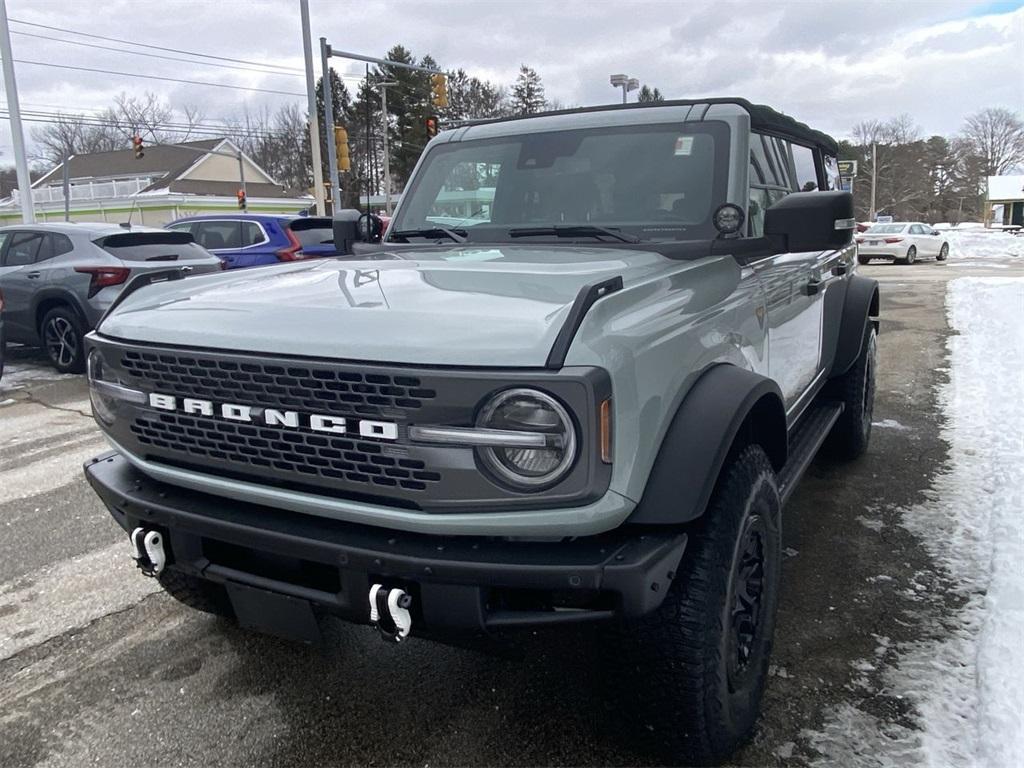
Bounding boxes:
[320,37,340,212]
[299,0,325,216]
[609,73,640,104]
[0,0,35,223]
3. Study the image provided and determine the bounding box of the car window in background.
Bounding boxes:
[95,231,213,262]
[51,233,74,256]
[866,224,907,234]
[288,219,335,248]
[5,232,43,266]
[36,234,57,262]
[166,222,194,234]
[909,224,925,235]
[240,221,264,246]
[792,144,818,191]
[193,221,244,250]
[0,231,9,255]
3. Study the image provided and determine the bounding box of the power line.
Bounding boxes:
[1,110,289,141]
[10,30,305,78]
[8,105,292,136]
[12,60,308,97]
[8,17,305,75]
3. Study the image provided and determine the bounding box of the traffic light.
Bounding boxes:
[132,135,144,159]
[425,117,438,137]
[430,72,448,108]
[236,188,247,210]
[334,126,350,172]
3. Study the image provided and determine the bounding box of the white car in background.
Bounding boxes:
[856,222,949,265]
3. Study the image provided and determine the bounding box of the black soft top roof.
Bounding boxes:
[468,97,839,157]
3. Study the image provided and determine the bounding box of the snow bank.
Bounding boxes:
[947,231,1024,262]
[808,277,1024,767]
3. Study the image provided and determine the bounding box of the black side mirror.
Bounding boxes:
[332,209,361,255]
[765,191,855,253]
[357,213,384,244]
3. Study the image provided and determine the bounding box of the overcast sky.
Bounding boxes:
[2,0,1022,167]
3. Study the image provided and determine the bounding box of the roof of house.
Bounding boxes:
[33,139,223,187]
[988,175,1024,202]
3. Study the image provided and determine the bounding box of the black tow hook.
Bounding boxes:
[369,584,413,643]
[129,527,166,577]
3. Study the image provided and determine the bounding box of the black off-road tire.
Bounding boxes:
[40,305,86,374]
[158,569,234,618]
[609,445,782,765]
[824,325,876,459]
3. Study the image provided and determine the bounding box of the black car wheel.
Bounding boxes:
[825,325,876,459]
[857,255,871,265]
[608,445,782,764]
[937,243,949,261]
[901,245,917,265]
[40,306,86,374]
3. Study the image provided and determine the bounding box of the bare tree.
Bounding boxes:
[961,107,1024,175]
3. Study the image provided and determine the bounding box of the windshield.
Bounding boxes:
[388,121,730,244]
[866,224,907,234]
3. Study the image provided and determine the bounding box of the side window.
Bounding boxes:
[193,221,242,250]
[908,224,922,235]
[4,232,43,266]
[748,134,794,237]
[166,222,193,233]
[51,233,74,257]
[37,234,56,262]
[822,155,839,191]
[241,221,265,246]
[792,144,818,192]
[0,232,9,257]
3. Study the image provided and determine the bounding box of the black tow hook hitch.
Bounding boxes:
[369,584,413,643]
[129,527,166,577]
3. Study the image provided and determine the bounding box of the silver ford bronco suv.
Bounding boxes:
[84,98,877,764]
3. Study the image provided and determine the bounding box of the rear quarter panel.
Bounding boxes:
[565,255,767,503]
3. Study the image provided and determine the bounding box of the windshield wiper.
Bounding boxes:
[390,226,467,243]
[508,225,640,244]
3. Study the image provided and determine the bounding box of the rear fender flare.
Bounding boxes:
[627,365,787,526]
[830,275,879,378]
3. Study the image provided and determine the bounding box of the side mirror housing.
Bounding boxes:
[765,191,855,253]
[332,209,361,254]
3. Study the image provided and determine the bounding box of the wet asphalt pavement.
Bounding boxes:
[0,256,1020,767]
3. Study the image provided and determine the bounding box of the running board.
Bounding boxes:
[777,402,844,505]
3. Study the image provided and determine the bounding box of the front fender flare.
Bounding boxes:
[627,365,787,526]
[830,275,879,378]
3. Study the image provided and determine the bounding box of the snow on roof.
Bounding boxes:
[987,175,1024,202]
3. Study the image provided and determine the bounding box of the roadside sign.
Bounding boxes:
[876,215,894,223]
[839,176,853,193]
[837,160,858,176]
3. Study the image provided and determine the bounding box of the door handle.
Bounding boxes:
[26,271,41,279]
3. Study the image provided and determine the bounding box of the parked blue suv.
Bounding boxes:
[166,214,339,269]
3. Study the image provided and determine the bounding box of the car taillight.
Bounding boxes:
[884,237,904,244]
[75,266,130,298]
[855,236,864,243]
[276,229,305,261]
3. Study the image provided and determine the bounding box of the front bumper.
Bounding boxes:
[86,452,686,636]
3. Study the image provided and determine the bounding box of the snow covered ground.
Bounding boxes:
[808,276,1024,767]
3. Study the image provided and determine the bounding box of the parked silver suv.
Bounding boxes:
[84,99,878,764]
[0,222,221,372]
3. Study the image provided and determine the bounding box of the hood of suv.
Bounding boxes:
[97,245,684,366]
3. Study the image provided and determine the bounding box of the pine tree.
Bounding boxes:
[510,65,546,115]
[637,85,664,103]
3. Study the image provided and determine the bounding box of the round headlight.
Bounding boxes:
[476,388,577,490]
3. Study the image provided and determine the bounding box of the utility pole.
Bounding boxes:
[62,154,70,221]
[320,37,340,211]
[0,0,35,223]
[376,81,397,215]
[299,0,325,215]
[869,141,877,221]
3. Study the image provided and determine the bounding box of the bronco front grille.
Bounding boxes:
[131,412,441,494]
[120,350,436,419]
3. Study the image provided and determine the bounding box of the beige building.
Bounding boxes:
[2,138,310,226]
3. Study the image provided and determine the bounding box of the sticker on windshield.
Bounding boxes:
[674,136,694,156]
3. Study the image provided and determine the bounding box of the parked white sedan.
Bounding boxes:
[856,222,949,264]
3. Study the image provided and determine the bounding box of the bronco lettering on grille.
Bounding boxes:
[147,393,399,440]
